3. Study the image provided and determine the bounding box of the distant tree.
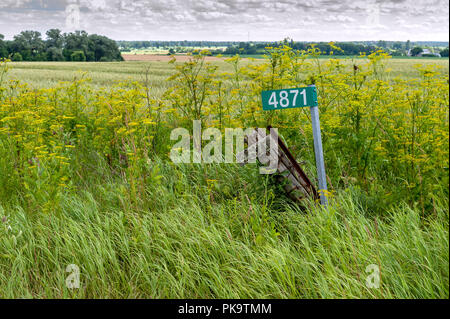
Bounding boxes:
[2,30,122,62]
[0,34,7,58]
[377,40,387,48]
[168,48,175,55]
[46,29,64,49]
[11,31,45,61]
[64,31,91,61]
[406,40,411,50]
[88,34,123,61]
[34,52,47,61]
[391,50,403,57]
[440,47,449,57]
[70,50,86,62]
[12,52,23,61]
[46,47,65,61]
[410,46,423,56]
[393,42,403,50]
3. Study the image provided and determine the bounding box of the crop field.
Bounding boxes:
[121,54,226,62]
[0,50,448,299]
[6,56,448,89]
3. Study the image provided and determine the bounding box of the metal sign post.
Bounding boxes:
[308,85,328,207]
[261,85,328,207]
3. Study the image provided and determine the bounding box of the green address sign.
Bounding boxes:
[261,86,318,111]
[260,84,329,207]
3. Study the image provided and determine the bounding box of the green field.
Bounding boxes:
[0,54,448,299]
[6,57,449,90]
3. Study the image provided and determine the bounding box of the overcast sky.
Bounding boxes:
[0,0,448,41]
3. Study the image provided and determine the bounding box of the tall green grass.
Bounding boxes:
[0,159,447,298]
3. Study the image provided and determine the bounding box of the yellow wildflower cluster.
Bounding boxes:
[0,46,448,213]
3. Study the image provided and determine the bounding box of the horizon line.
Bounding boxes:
[114,39,450,43]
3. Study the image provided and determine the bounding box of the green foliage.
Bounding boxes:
[411,47,424,56]
[0,34,7,59]
[71,50,86,62]
[118,40,444,57]
[88,34,124,62]
[46,47,65,61]
[46,29,64,49]
[11,30,45,61]
[2,30,122,62]
[12,52,23,61]
[165,51,219,121]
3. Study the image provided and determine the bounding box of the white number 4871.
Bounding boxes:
[268,89,307,108]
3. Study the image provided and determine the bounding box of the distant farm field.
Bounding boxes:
[121,54,224,62]
[6,57,449,92]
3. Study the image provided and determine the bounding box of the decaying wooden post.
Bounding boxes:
[237,127,318,203]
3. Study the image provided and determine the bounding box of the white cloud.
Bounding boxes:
[0,0,448,41]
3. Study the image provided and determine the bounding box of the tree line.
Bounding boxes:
[117,40,242,49]
[2,33,447,61]
[217,40,448,57]
[221,40,382,56]
[0,30,123,62]
[119,40,383,56]
[119,39,449,57]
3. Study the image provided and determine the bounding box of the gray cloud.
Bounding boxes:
[0,0,448,41]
